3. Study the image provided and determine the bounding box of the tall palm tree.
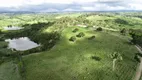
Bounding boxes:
[110,52,123,71]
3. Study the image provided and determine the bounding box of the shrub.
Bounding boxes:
[0,38,4,41]
[91,56,101,61]
[134,55,141,62]
[96,27,103,31]
[72,28,79,33]
[136,53,142,57]
[88,36,95,40]
[129,29,134,34]
[0,30,2,34]
[7,25,12,27]
[2,45,8,48]
[129,29,142,47]
[120,28,126,35]
[115,18,128,24]
[69,36,76,42]
[76,32,85,37]
[0,58,4,65]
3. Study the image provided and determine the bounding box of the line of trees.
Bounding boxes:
[129,29,142,47]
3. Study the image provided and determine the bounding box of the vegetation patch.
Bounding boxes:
[0,13,142,80]
[96,27,103,31]
[134,54,141,62]
[69,36,76,42]
[134,53,142,63]
[88,35,96,40]
[3,22,60,55]
[22,27,138,80]
[91,56,101,61]
[136,53,142,57]
[110,52,123,71]
[0,60,22,80]
[76,32,85,37]
[0,42,8,48]
[72,28,79,33]
[120,28,126,35]
[115,18,128,25]
[129,29,142,47]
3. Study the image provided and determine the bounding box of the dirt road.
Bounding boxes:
[133,45,142,80]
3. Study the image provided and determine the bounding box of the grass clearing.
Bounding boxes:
[23,27,138,80]
[0,41,8,48]
[0,61,21,80]
[86,15,115,21]
[0,12,141,80]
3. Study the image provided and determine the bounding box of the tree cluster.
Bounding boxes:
[129,29,142,47]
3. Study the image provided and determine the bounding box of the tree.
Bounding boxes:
[110,52,123,71]
[129,29,142,47]
[8,25,12,27]
[76,32,85,38]
[72,28,79,33]
[120,28,126,35]
[0,30,2,34]
[134,54,141,63]
[115,18,128,25]
[96,27,103,31]
[69,36,76,42]
[88,36,95,40]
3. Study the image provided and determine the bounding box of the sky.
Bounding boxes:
[0,0,142,12]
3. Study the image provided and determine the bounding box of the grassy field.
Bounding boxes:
[0,61,21,80]
[0,12,142,29]
[55,13,83,19]
[86,14,142,29]
[23,27,138,80]
[0,41,13,55]
[0,13,58,27]
[0,12,142,80]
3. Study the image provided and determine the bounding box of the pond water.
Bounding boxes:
[3,26,23,30]
[5,37,40,51]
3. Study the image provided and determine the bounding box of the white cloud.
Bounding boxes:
[82,7,98,11]
[26,0,73,4]
[129,3,142,10]
[63,8,78,11]
[0,0,24,7]
[81,3,128,11]
[0,0,97,7]
[39,8,59,12]
[0,0,142,12]
[0,0,121,7]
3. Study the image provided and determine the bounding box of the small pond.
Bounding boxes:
[3,26,23,30]
[5,37,40,51]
